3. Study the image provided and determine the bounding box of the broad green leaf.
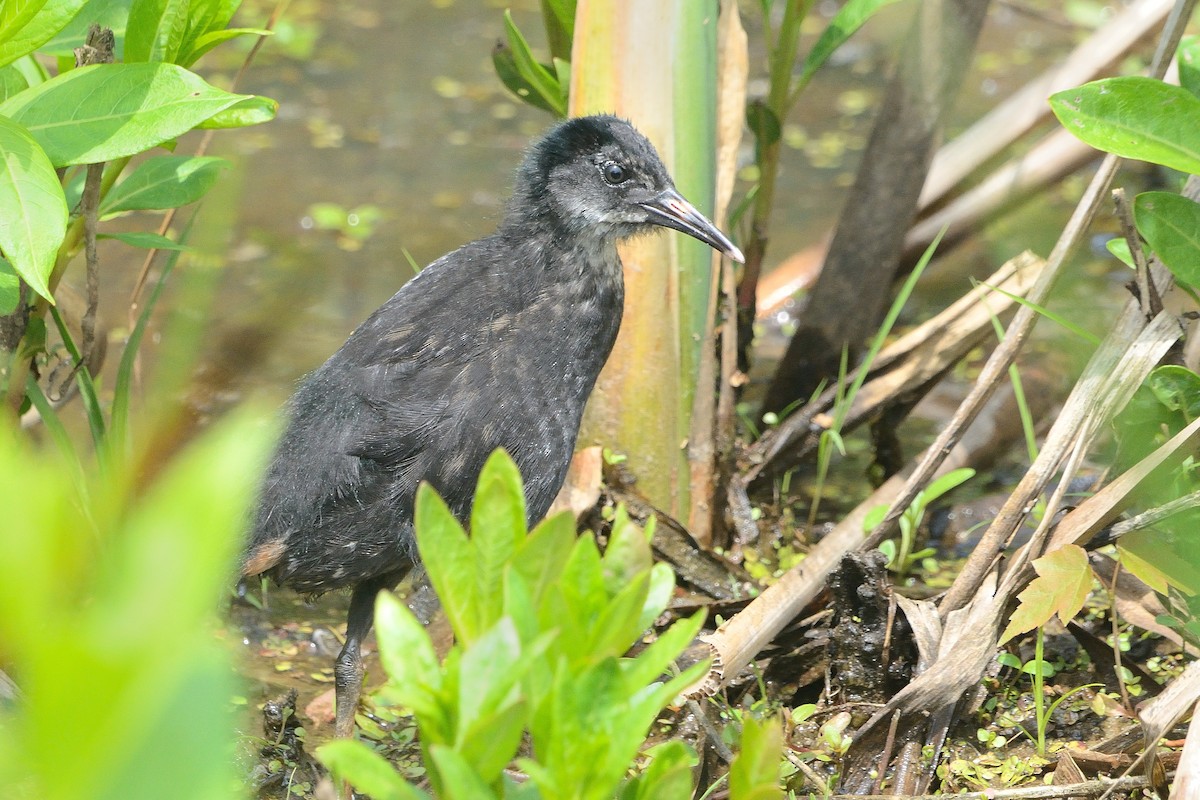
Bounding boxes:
[1122,525,1200,596]
[621,611,705,690]
[601,505,652,596]
[0,257,18,313]
[98,231,191,250]
[999,544,1091,643]
[1,0,88,67]
[196,93,277,128]
[180,27,268,67]
[375,591,440,691]
[540,0,575,61]
[0,62,248,166]
[1,0,89,69]
[1106,236,1134,267]
[0,115,66,303]
[1148,365,1200,418]
[798,0,905,88]
[1180,36,1200,99]
[456,618,522,738]
[745,101,781,150]
[921,467,976,504]
[1050,77,1200,175]
[553,533,607,631]
[415,483,478,641]
[1134,191,1200,285]
[125,0,189,63]
[318,739,428,800]
[492,42,561,116]
[620,741,697,800]
[512,510,575,610]
[428,745,499,800]
[101,155,227,216]
[639,562,675,633]
[591,572,650,660]
[0,54,48,103]
[728,715,784,800]
[178,0,243,63]
[503,10,566,117]
[469,450,527,633]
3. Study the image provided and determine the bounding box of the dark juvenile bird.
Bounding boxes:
[241,114,742,737]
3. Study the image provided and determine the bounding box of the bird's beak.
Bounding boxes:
[641,189,745,263]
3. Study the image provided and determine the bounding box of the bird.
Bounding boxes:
[241,114,743,738]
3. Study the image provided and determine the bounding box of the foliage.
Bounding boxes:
[1051,36,1200,632]
[492,2,574,117]
[995,629,1102,757]
[318,450,715,799]
[0,411,272,800]
[0,0,275,418]
[999,545,1091,644]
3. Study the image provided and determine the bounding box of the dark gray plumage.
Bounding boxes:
[242,114,742,737]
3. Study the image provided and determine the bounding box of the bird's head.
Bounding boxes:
[510,115,744,262]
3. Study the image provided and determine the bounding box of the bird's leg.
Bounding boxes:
[333,571,403,738]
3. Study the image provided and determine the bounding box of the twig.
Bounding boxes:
[1112,188,1159,319]
[824,774,1151,799]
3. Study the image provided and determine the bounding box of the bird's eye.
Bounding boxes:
[602,162,627,185]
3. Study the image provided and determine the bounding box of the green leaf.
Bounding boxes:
[621,611,705,691]
[1147,364,1200,418]
[591,573,651,660]
[1179,36,1200,99]
[415,482,478,641]
[318,739,428,800]
[745,101,781,149]
[1050,77,1200,175]
[0,54,48,103]
[177,0,244,64]
[469,450,527,634]
[181,27,270,66]
[428,745,499,800]
[921,467,976,505]
[503,10,566,117]
[1106,236,1134,267]
[0,0,88,69]
[601,505,652,596]
[0,62,249,166]
[98,231,191,250]
[729,715,784,800]
[196,93,277,128]
[101,154,227,216]
[0,115,66,303]
[1134,191,1200,285]
[620,741,697,800]
[125,0,190,63]
[540,0,575,62]
[492,41,561,116]
[375,590,440,691]
[512,510,575,611]
[999,544,1091,643]
[798,0,905,89]
[0,257,18,313]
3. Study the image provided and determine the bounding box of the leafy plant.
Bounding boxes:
[0,410,272,800]
[1050,36,1200,627]
[0,0,275,423]
[318,450,712,799]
